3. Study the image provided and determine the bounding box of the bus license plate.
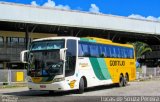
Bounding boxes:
[40,85,46,88]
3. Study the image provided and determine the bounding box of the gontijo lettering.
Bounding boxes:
[110,60,125,66]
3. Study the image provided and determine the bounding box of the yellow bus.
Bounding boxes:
[21,37,136,94]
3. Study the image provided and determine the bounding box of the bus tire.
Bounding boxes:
[124,74,129,86]
[78,78,85,94]
[118,75,124,87]
[49,90,55,95]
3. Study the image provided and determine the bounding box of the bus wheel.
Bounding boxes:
[78,78,85,94]
[124,74,129,86]
[49,91,55,95]
[118,75,124,87]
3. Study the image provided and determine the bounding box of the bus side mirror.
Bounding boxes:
[20,50,29,63]
[60,48,67,61]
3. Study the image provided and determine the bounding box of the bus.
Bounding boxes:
[20,37,136,94]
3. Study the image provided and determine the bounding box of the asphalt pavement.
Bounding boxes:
[0,79,160,102]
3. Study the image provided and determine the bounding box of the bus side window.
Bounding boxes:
[120,47,124,58]
[110,46,115,58]
[90,44,99,57]
[123,48,127,58]
[132,49,134,58]
[129,48,134,58]
[108,46,112,58]
[78,43,84,57]
[126,48,129,58]
[118,47,121,58]
[126,48,130,58]
[114,47,116,58]
[81,43,89,57]
[105,45,110,57]
[113,47,117,58]
[99,45,105,58]
[115,47,120,58]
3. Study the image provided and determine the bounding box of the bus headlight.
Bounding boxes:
[53,77,65,82]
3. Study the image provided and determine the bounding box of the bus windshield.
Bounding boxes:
[28,40,65,77]
[30,40,65,51]
[28,50,63,77]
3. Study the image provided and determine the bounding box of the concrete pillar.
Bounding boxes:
[25,25,29,50]
[142,65,146,77]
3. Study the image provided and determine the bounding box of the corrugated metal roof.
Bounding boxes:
[0,2,160,35]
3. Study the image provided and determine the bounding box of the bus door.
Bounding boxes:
[65,39,77,77]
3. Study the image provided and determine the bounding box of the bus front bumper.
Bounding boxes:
[28,81,71,91]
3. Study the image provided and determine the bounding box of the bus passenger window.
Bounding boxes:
[117,47,121,58]
[126,49,130,58]
[129,49,134,58]
[110,47,115,58]
[123,48,127,58]
[108,47,112,58]
[90,44,99,57]
[105,46,110,57]
[119,48,122,58]
[115,47,118,58]
[78,44,84,56]
[100,45,107,57]
[81,43,89,57]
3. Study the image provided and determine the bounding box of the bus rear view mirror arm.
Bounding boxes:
[60,48,67,61]
[20,50,29,63]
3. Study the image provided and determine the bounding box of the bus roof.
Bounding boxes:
[33,36,133,48]
[33,36,80,42]
[81,37,134,48]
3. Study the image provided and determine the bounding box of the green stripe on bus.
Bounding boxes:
[89,58,105,80]
[97,58,111,79]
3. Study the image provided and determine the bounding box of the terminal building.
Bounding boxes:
[0,2,160,69]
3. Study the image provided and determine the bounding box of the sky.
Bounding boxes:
[0,0,160,21]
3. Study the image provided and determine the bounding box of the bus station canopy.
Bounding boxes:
[0,2,160,35]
